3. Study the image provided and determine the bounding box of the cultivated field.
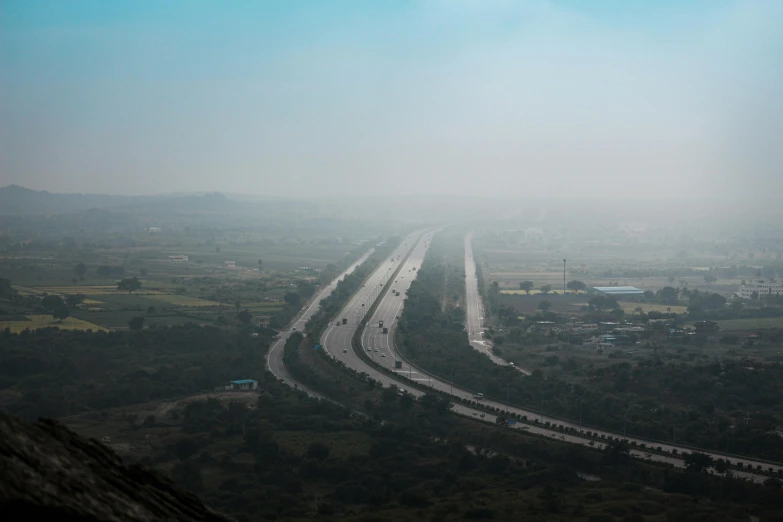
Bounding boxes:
[0,314,107,333]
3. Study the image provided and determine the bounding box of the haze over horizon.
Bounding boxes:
[2,1,781,200]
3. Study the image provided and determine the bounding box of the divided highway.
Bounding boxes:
[266,247,375,398]
[316,230,782,481]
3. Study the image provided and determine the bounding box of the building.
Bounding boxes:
[224,261,236,268]
[591,286,643,296]
[229,379,258,391]
[146,227,161,233]
[738,279,783,299]
[168,255,188,262]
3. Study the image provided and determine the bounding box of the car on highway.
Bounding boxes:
[381,353,386,357]
[374,348,378,352]
[343,349,347,353]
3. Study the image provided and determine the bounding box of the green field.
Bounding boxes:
[713,317,783,331]
[146,294,223,307]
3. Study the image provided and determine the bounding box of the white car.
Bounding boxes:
[381,353,386,357]
[374,348,378,352]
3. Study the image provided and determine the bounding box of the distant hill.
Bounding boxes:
[0,185,241,215]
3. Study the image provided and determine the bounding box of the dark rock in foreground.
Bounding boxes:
[0,412,232,521]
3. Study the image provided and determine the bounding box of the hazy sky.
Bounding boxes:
[1,1,781,198]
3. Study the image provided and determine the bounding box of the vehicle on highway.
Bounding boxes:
[379,320,384,328]
[342,318,347,324]
[381,353,386,357]
[343,348,347,353]
[382,327,389,334]
[395,359,402,369]
[366,347,371,351]
[374,348,378,352]
[473,393,484,400]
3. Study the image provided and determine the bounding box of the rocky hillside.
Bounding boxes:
[0,412,232,521]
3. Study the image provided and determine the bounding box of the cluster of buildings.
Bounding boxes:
[737,279,783,299]
[531,318,720,349]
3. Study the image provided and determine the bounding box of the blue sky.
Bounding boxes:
[1,1,781,198]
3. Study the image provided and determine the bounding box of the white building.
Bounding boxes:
[168,255,188,262]
[224,261,236,268]
[146,227,161,233]
[738,279,783,299]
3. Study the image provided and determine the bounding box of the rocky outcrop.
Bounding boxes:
[0,412,232,521]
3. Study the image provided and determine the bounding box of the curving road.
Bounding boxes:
[316,231,783,482]
[266,247,375,398]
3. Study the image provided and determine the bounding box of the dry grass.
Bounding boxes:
[0,314,108,333]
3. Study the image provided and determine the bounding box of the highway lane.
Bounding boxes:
[266,247,375,398]
[363,231,435,377]
[321,230,425,372]
[322,231,783,481]
[464,232,515,368]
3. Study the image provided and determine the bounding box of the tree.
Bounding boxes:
[74,262,86,279]
[128,316,145,330]
[143,415,156,428]
[566,280,586,293]
[588,295,618,311]
[683,451,713,473]
[52,306,70,322]
[540,284,552,295]
[139,268,148,276]
[538,300,552,312]
[117,277,142,294]
[0,277,12,298]
[257,259,263,270]
[519,281,534,294]
[66,294,85,307]
[284,292,301,306]
[306,441,330,462]
[658,286,679,305]
[41,295,65,311]
[237,310,252,325]
[704,274,717,284]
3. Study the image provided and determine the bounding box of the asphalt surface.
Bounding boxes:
[317,230,782,481]
[266,247,374,398]
[464,232,527,371]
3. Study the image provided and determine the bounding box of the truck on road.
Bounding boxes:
[379,320,384,328]
[395,359,402,369]
[342,318,347,325]
[473,393,484,400]
[382,327,389,334]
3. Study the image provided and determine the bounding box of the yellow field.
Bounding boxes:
[0,314,107,333]
[146,294,222,307]
[13,285,165,296]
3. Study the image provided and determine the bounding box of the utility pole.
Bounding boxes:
[563,259,567,296]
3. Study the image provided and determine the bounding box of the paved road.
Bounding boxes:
[266,247,374,399]
[319,231,783,481]
[464,232,528,371]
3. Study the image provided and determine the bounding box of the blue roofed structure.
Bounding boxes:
[228,379,258,391]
